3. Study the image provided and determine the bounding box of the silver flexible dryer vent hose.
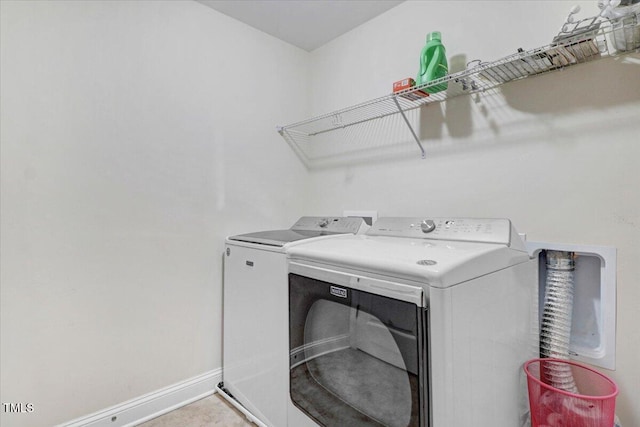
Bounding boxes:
[539,250,578,393]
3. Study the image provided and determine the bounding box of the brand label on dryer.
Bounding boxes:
[330,286,347,298]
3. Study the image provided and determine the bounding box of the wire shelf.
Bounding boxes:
[278,15,640,169]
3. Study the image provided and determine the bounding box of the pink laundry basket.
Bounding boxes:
[524,358,618,427]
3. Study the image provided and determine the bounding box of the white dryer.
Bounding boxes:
[286,217,538,427]
[219,217,369,427]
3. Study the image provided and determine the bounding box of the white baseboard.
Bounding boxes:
[58,369,222,427]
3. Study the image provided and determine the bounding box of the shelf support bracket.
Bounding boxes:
[392,96,425,159]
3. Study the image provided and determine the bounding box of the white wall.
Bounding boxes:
[0,1,308,426]
[2,1,639,426]
[304,1,640,425]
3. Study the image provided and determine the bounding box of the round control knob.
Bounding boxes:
[421,219,436,233]
[318,218,330,228]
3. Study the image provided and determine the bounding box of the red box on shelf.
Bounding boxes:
[393,78,415,92]
[392,77,429,101]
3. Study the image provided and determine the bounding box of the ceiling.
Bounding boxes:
[196,0,405,51]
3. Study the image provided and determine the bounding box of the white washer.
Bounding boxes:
[219,217,369,427]
[286,217,538,427]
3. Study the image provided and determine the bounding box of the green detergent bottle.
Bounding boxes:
[416,31,448,94]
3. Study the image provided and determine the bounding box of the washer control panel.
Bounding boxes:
[292,216,367,234]
[367,217,513,245]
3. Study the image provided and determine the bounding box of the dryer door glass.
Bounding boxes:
[289,273,427,427]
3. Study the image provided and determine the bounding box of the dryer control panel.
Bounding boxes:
[367,217,519,246]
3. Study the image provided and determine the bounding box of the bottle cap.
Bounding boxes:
[427,31,442,42]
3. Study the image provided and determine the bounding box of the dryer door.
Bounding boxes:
[289,273,427,427]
